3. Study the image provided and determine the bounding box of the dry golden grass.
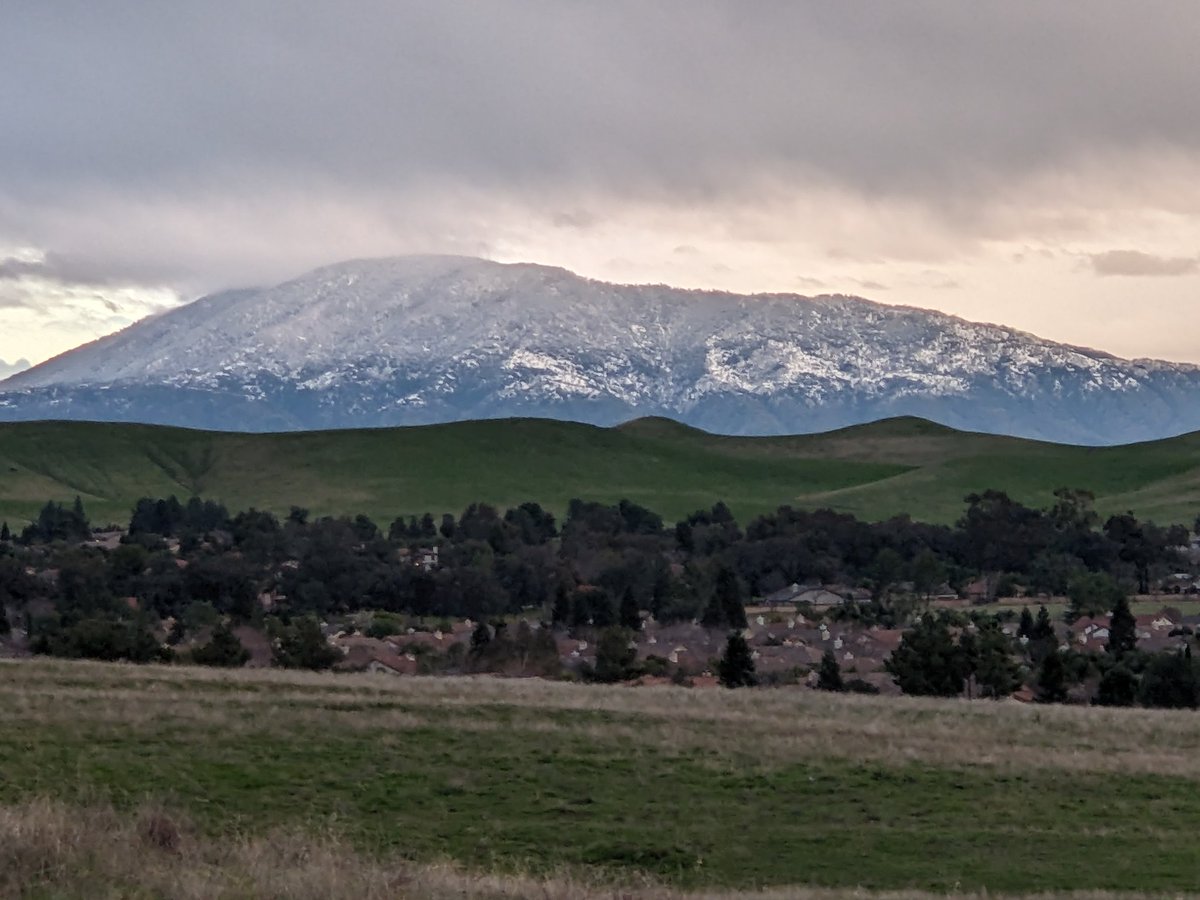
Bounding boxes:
[5,658,1200,779]
[0,798,1180,900]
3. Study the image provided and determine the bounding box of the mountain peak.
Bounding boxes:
[2,257,1199,444]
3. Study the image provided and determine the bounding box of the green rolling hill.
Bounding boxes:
[0,416,1198,528]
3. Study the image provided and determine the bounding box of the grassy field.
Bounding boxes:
[3,659,1200,896]
[0,415,1198,528]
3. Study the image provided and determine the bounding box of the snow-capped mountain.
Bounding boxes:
[2,255,1199,444]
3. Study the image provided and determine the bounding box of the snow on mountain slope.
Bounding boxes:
[2,255,1198,444]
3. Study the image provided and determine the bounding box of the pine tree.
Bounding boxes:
[0,521,9,542]
[593,627,636,683]
[1036,650,1069,703]
[817,648,844,691]
[717,632,756,688]
[618,588,641,631]
[1017,607,1035,639]
[1106,594,1137,659]
[1032,606,1055,641]
[551,583,571,625]
[885,615,963,697]
[973,623,1020,699]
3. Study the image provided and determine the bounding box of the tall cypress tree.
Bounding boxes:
[716,566,747,629]
[1107,595,1137,659]
[1032,605,1055,642]
[1017,607,1035,640]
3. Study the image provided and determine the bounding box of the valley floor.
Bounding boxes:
[2,660,1200,896]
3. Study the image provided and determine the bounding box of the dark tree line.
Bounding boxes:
[1,488,1196,686]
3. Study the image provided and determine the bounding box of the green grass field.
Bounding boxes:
[0,415,1198,527]
[3,659,1200,896]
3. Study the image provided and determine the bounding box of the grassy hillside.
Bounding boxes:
[4,659,1200,895]
[0,415,1198,528]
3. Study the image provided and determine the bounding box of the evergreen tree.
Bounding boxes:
[885,615,963,697]
[1096,664,1138,707]
[717,632,756,688]
[0,521,9,543]
[1106,594,1137,659]
[192,621,249,668]
[551,582,571,625]
[618,588,641,631]
[717,566,747,628]
[1025,605,1058,663]
[0,606,10,636]
[1017,607,1035,640]
[1138,646,1199,709]
[419,513,438,540]
[1036,650,1069,703]
[817,648,844,691]
[702,566,747,629]
[1032,606,1055,642]
[593,627,636,683]
[973,623,1020,699]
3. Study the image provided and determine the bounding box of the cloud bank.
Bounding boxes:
[2,2,1200,363]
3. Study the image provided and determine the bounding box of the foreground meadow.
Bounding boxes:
[2,660,1200,897]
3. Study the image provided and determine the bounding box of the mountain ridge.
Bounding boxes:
[3,255,1199,444]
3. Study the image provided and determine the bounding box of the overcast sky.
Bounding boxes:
[3,2,1200,366]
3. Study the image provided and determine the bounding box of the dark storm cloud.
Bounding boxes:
[3,1,1200,292]
[6,3,1200,198]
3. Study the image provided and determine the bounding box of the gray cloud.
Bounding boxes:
[3,2,1200,366]
[0,252,159,286]
[3,3,1200,282]
[1090,250,1200,277]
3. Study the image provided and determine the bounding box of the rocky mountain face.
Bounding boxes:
[2,255,1198,444]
